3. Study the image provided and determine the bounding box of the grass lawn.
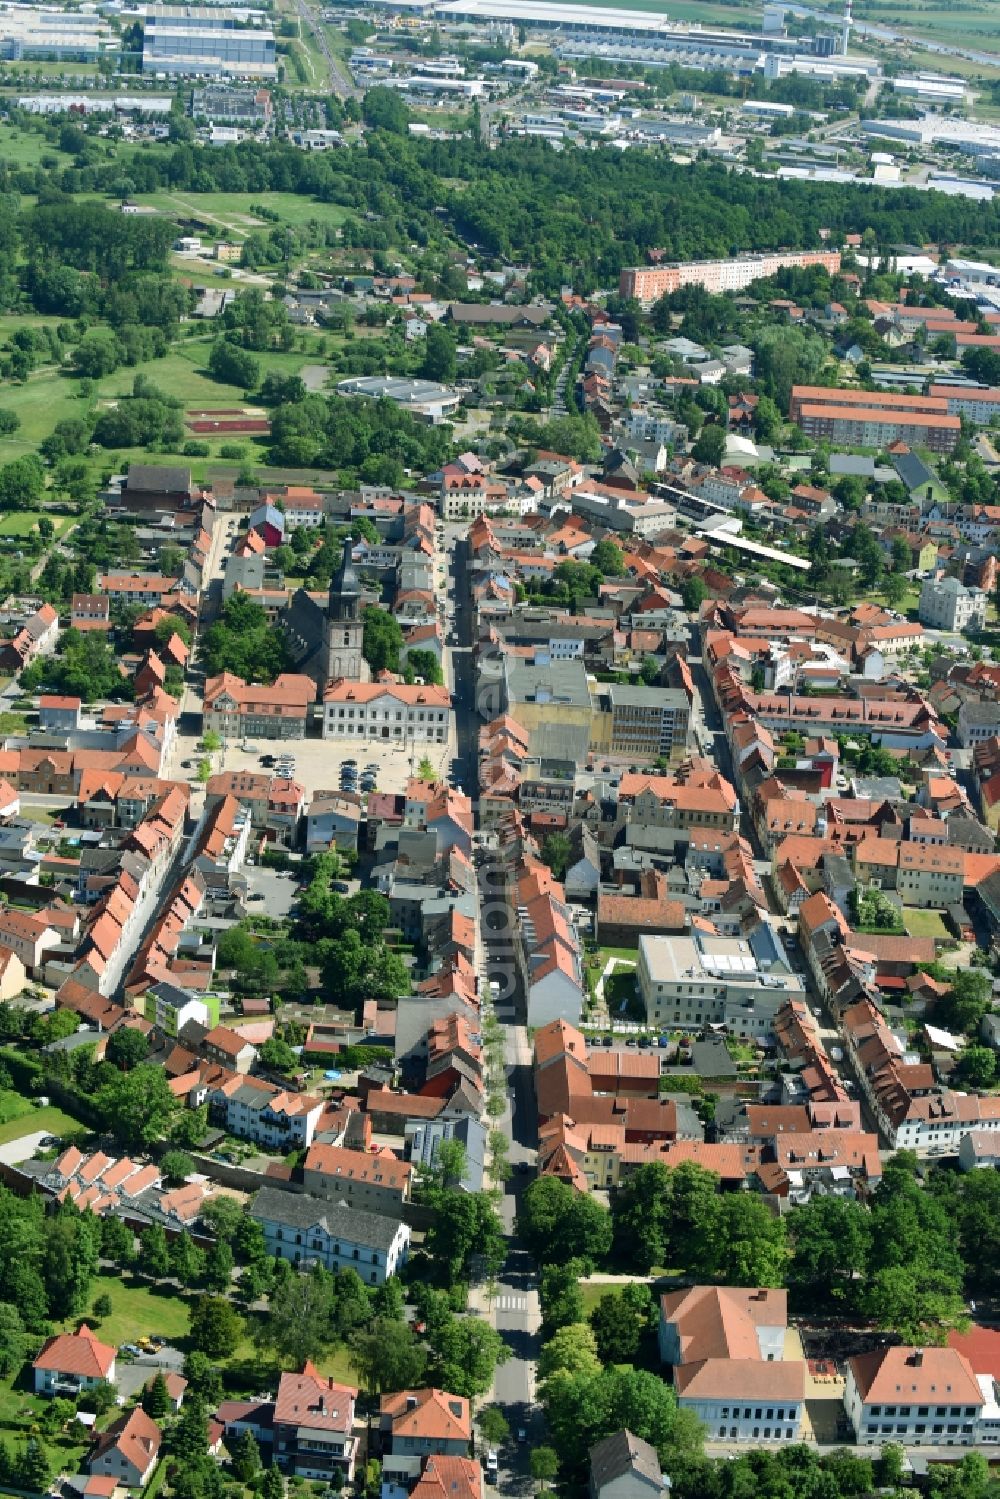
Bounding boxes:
[0,1373,92,1477]
[0,510,50,538]
[903,908,950,939]
[67,1272,194,1347]
[0,1102,87,1147]
[0,1089,33,1130]
[134,189,351,234]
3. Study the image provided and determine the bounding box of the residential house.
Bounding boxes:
[88,1408,161,1489]
[272,1364,359,1480]
[34,1326,117,1396]
[305,792,362,855]
[589,1432,667,1499]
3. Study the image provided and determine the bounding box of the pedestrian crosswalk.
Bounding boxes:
[495,1295,527,1312]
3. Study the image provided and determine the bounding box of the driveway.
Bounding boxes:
[0,1130,51,1166]
[114,1347,185,1402]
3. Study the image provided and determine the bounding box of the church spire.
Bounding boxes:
[328,536,361,622]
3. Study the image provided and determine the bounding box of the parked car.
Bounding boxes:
[332,881,350,894]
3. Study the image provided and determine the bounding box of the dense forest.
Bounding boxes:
[0,131,998,300]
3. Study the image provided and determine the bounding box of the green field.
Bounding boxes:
[0,1101,87,1146]
[67,1272,194,1348]
[0,510,72,538]
[0,328,337,469]
[903,908,950,939]
[135,190,352,236]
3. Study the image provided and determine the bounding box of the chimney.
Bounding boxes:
[912,1349,924,1367]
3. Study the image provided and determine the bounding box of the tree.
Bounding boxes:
[429,1315,508,1399]
[183,1351,224,1407]
[92,1292,113,1321]
[349,1318,428,1396]
[530,1448,559,1493]
[362,86,410,133]
[422,324,456,383]
[261,1467,285,1499]
[542,1365,696,1472]
[591,538,625,577]
[94,1064,177,1149]
[937,967,992,1036]
[692,423,725,467]
[229,1430,262,1484]
[362,605,404,674]
[882,571,908,609]
[105,1027,149,1072]
[424,1191,505,1286]
[169,1231,205,1290]
[518,1178,612,1267]
[753,395,782,443]
[537,1323,602,1382]
[100,1214,134,1269]
[540,831,571,881]
[698,1195,788,1287]
[160,1150,194,1186]
[43,1208,100,1319]
[200,1196,242,1245]
[203,1237,235,1293]
[589,1284,654,1366]
[208,340,260,389]
[0,1304,25,1378]
[143,1372,170,1420]
[16,1437,50,1493]
[539,1261,586,1333]
[478,1406,510,1448]
[188,1295,242,1359]
[256,1265,334,1367]
[955,1046,997,1089]
[680,576,708,614]
[789,1197,871,1309]
[140,1223,170,1281]
[864,1263,968,1344]
[258,1036,298,1074]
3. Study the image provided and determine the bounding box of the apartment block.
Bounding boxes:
[797,404,960,454]
[619,252,841,307]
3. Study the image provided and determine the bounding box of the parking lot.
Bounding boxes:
[209,727,457,799]
[244,864,301,917]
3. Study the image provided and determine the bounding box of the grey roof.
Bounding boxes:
[505,658,592,708]
[250,1185,404,1250]
[893,451,936,494]
[948,816,993,851]
[447,302,551,326]
[829,454,876,478]
[125,464,191,495]
[607,684,689,710]
[147,980,198,1012]
[590,1431,663,1495]
[961,700,1000,724]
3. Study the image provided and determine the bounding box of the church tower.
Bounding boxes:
[324,537,367,682]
